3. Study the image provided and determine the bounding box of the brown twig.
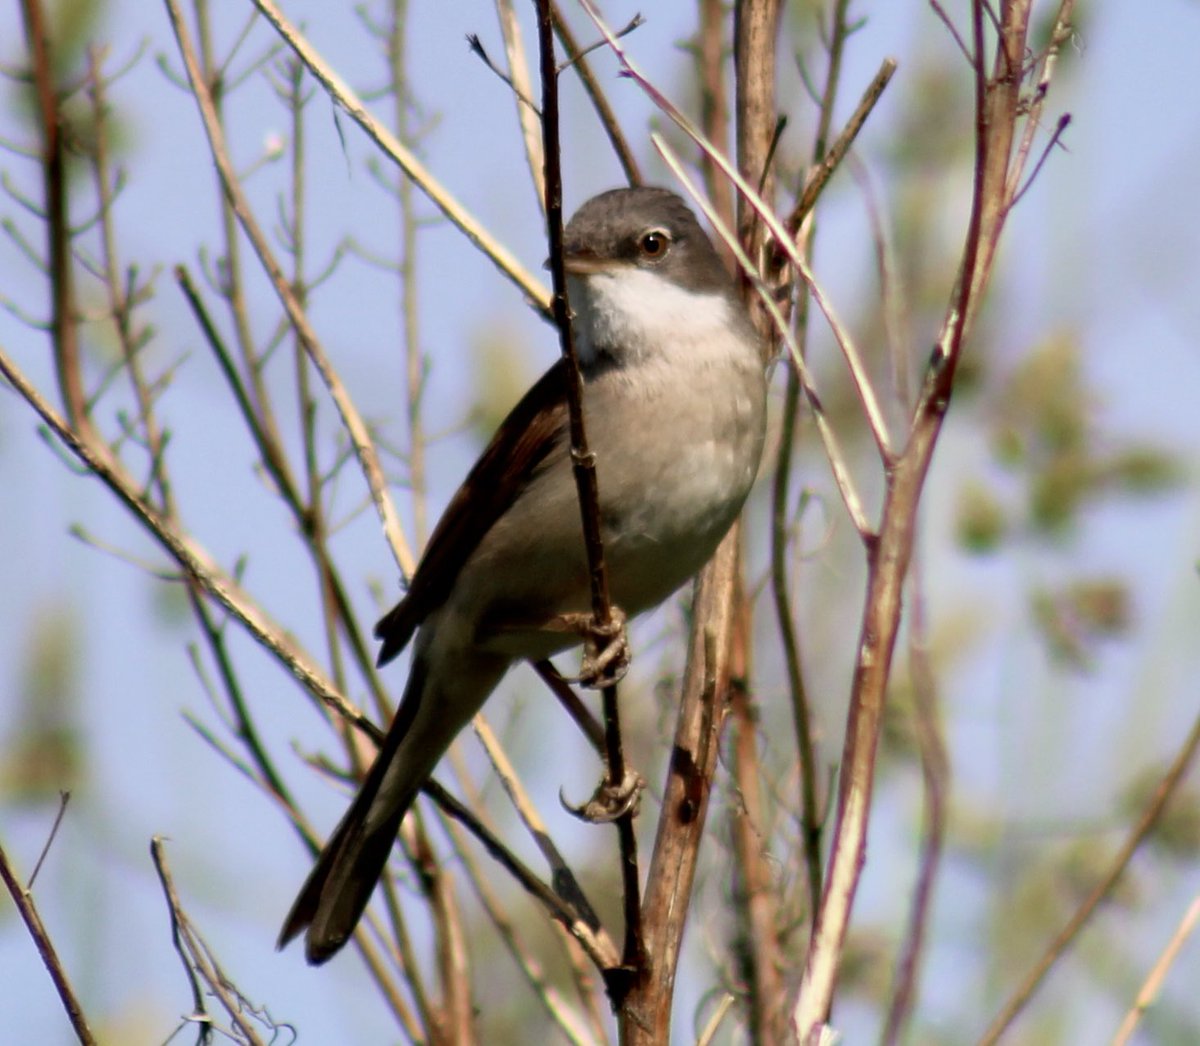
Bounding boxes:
[19,0,97,448]
[534,659,606,754]
[436,808,603,1046]
[725,6,788,1041]
[624,529,744,1043]
[881,559,948,1046]
[787,56,898,235]
[0,828,97,1045]
[27,792,70,889]
[470,714,602,929]
[696,0,733,240]
[795,3,1075,1038]
[410,820,475,1044]
[150,837,270,1046]
[421,779,622,975]
[165,0,416,581]
[0,344,366,731]
[550,2,642,186]
[978,708,1200,1045]
[1111,892,1200,1046]
[492,0,546,216]
[247,0,551,315]
[770,0,862,944]
[728,595,788,1041]
[535,0,642,982]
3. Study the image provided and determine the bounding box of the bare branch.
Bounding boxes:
[535,0,642,985]
[979,707,1200,1045]
[1112,892,1200,1046]
[246,0,552,315]
[165,0,416,581]
[0,827,97,1046]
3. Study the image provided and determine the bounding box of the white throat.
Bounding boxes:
[568,268,735,367]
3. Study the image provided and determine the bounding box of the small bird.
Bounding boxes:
[278,186,767,964]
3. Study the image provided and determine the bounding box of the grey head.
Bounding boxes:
[561,187,733,297]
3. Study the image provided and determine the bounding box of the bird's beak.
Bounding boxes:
[546,249,616,276]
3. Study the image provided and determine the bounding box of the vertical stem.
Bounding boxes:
[795,3,1045,1038]
[769,0,855,942]
[533,0,641,978]
[20,0,94,445]
[387,0,429,546]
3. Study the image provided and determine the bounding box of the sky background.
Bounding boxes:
[1,2,1199,1043]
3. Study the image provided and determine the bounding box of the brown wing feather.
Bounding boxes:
[374,360,570,665]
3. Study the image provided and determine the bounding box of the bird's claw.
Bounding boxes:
[560,768,644,823]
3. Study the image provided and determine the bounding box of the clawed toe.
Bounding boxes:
[560,768,644,823]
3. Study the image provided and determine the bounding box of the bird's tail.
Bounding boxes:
[277,659,431,965]
[277,648,508,964]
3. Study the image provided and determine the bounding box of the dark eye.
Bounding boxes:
[637,228,671,259]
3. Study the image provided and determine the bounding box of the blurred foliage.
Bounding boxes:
[990,839,1140,976]
[0,600,85,803]
[983,335,1182,539]
[836,926,893,1005]
[955,480,1008,552]
[5,0,135,181]
[942,334,1183,668]
[467,323,538,440]
[1031,576,1131,671]
[1119,769,1200,859]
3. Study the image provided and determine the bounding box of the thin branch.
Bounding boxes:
[422,780,622,976]
[27,792,70,889]
[0,343,365,733]
[533,660,606,754]
[0,830,98,1045]
[437,807,603,1046]
[881,560,948,1046]
[1111,892,1200,1046]
[786,56,897,234]
[490,1,546,215]
[652,135,872,538]
[466,32,542,117]
[247,0,551,315]
[470,715,602,930]
[165,0,416,581]
[535,0,642,981]
[149,838,270,1046]
[19,0,96,446]
[1008,111,1070,210]
[550,2,641,186]
[978,707,1200,1045]
[696,0,733,256]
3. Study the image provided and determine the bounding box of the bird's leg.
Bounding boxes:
[549,606,642,822]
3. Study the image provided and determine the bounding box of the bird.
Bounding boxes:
[278,186,767,964]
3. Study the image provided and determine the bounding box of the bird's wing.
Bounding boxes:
[374,359,570,665]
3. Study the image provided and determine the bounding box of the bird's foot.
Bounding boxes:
[556,607,630,688]
[561,768,644,823]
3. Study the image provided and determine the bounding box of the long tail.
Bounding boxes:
[277,648,508,964]
[277,660,430,965]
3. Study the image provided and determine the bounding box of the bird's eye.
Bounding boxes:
[637,228,671,259]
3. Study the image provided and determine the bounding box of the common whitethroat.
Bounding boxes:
[279,186,768,964]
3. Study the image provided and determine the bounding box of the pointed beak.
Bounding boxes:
[546,248,617,276]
